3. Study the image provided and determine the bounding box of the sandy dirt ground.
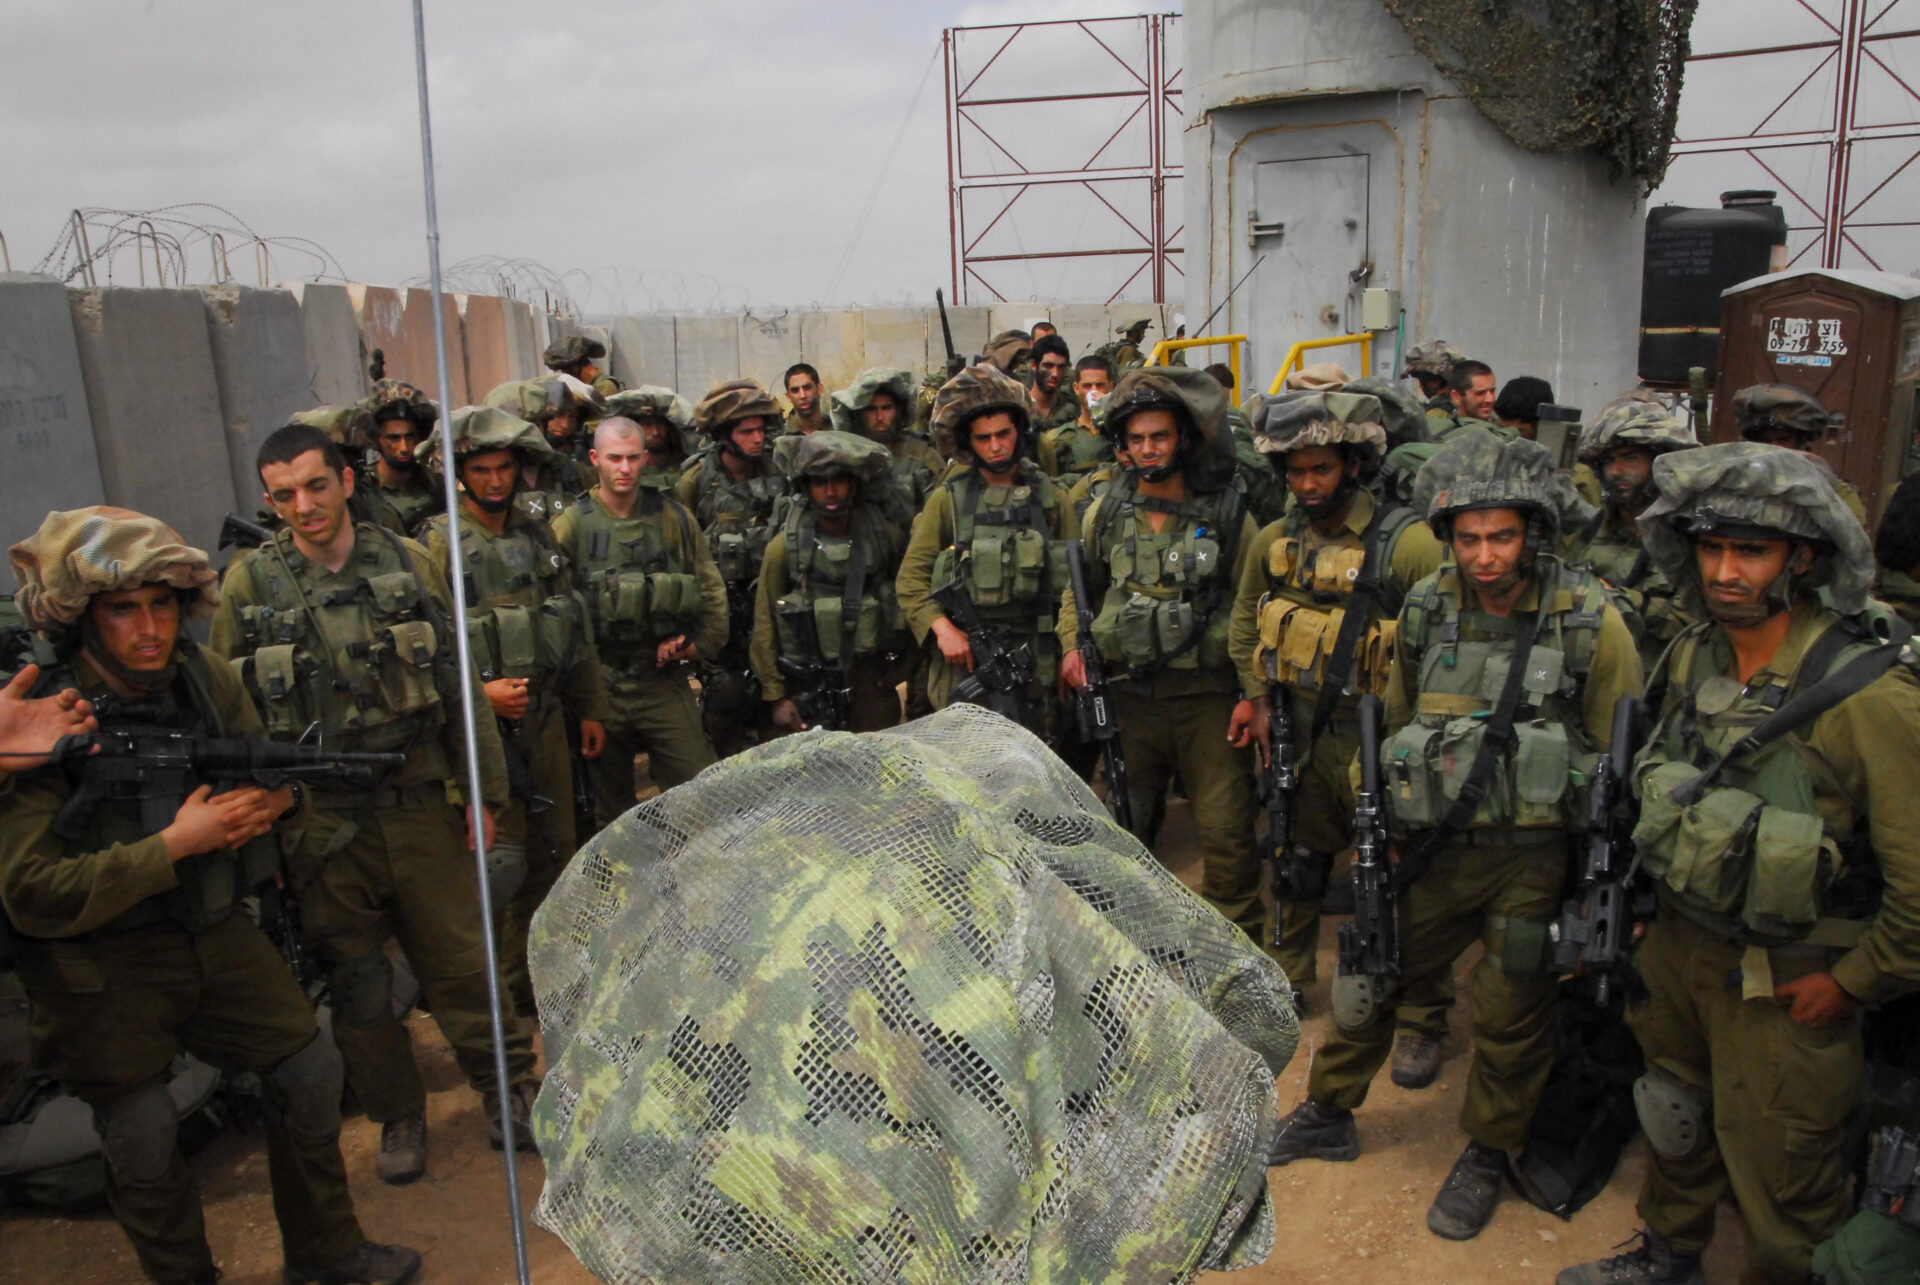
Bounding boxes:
[0,797,1754,1284]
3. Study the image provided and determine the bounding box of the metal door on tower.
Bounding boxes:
[1247,153,1371,382]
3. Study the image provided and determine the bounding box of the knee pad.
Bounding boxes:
[267,1034,344,1139]
[94,1083,178,1186]
[485,839,528,908]
[1330,972,1394,1035]
[1634,1071,1710,1159]
[329,948,394,1029]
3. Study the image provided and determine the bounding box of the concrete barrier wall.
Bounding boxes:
[740,313,803,395]
[609,316,676,390]
[282,282,368,407]
[674,316,741,402]
[460,293,516,400]
[0,274,106,530]
[202,285,314,515]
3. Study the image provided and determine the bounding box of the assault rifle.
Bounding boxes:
[935,288,965,377]
[1335,694,1397,1019]
[930,576,1035,731]
[773,600,852,731]
[218,512,275,552]
[1261,691,1298,949]
[1065,539,1130,829]
[1553,695,1651,1005]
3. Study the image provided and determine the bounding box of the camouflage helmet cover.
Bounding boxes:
[982,331,1033,377]
[290,404,366,448]
[11,506,219,630]
[788,429,891,482]
[603,385,694,432]
[1250,390,1389,463]
[930,365,1032,449]
[1732,383,1837,441]
[484,373,607,425]
[829,368,920,434]
[1576,400,1698,465]
[420,405,559,470]
[693,379,782,438]
[359,378,439,447]
[1281,362,1352,392]
[1341,376,1429,449]
[1103,365,1234,490]
[1115,317,1153,334]
[1401,339,1465,378]
[1415,427,1564,534]
[543,334,607,370]
[1638,440,1874,614]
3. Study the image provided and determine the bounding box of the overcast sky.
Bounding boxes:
[3,0,1136,312]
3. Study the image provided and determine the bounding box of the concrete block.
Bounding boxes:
[68,286,233,550]
[281,282,368,406]
[989,304,1046,340]
[459,294,517,399]
[863,308,932,376]
[942,306,992,365]
[201,285,314,516]
[530,310,554,366]
[800,311,867,395]
[349,284,407,386]
[674,316,741,401]
[503,299,541,381]
[739,311,802,392]
[1048,304,1111,358]
[0,274,105,528]
[609,316,677,390]
[402,288,469,408]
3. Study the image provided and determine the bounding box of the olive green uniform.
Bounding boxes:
[1626,606,1920,1282]
[1877,566,1920,633]
[514,453,594,528]
[781,407,830,437]
[422,504,610,1012]
[1226,489,1444,979]
[1036,420,1111,480]
[0,648,367,1284]
[1563,504,1691,673]
[677,449,783,757]
[210,524,535,1126]
[1026,387,1081,443]
[1058,476,1264,943]
[1306,562,1642,1154]
[553,483,726,824]
[368,468,443,537]
[752,501,910,733]
[1229,413,1290,529]
[1064,461,1122,524]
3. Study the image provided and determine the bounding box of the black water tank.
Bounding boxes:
[1639,190,1788,385]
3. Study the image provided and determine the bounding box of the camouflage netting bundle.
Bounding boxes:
[1384,0,1698,186]
[528,704,1296,1285]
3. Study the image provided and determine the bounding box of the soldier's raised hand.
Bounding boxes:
[0,665,95,776]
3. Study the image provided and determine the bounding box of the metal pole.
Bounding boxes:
[408,4,533,1281]
[943,29,961,302]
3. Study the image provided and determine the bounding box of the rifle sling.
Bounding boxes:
[1308,500,1401,742]
[837,517,866,680]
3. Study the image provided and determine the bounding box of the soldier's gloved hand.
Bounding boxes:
[579,719,606,759]
[771,699,806,733]
[485,677,530,720]
[1775,971,1858,1030]
[1060,648,1086,691]
[932,618,975,672]
[0,665,96,776]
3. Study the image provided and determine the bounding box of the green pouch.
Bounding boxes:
[240,602,304,646]
[1168,535,1220,589]
[812,596,845,661]
[1438,716,1509,825]
[1385,723,1443,828]
[971,533,1008,605]
[248,644,303,735]
[774,592,812,655]
[365,571,418,618]
[1637,761,1762,916]
[1114,593,1163,669]
[714,531,752,582]
[1494,915,1554,977]
[648,572,700,625]
[536,594,581,672]
[462,613,497,678]
[378,620,440,716]
[1153,598,1196,656]
[609,571,652,633]
[931,545,957,591]
[492,605,538,677]
[1009,528,1046,602]
[1745,806,1827,937]
[1511,720,1571,826]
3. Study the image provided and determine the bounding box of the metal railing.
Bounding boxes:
[1268,332,1374,394]
[1147,334,1247,405]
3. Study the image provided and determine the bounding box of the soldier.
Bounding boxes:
[1058,367,1263,935]
[1494,375,1555,439]
[781,362,830,437]
[1271,429,1643,1243]
[1446,359,1500,428]
[1732,383,1870,525]
[1401,338,1466,424]
[1026,334,1080,439]
[1564,400,1701,671]
[896,367,1073,739]
[544,333,621,398]
[832,366,945,519]
[981,329,1032,383]
[1098,318,1154,374]
[1225,392,1445,1024]
[1216,367,1290,530]
[3,506,420,1284]
[678,381,784,758]
[1874,470,1920,632]
[752,431,911,733]
[555,417,725,824]
[359,379,444,537]
[603,385,696,485]
[483,374,604,523]
[418,407,610,1017]
[1029,319,1059,344]
[1560,441,1920,1284]
[1037,354,1116,481]
[212,423,539,1183]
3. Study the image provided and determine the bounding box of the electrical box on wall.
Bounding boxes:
[1361,288,1399,331]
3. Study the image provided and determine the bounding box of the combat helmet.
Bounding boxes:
[359,378,439,449]
[1252,390,1389,463]
[1341,376,1429,450]
[693,380,782,460]
[1577,400,1697,470]
[1115,317,1153,337]
[1733,384,1838,443]
[11,506,219,633]
[829,368,919,439]
[1415,427,1563,543]
[929,365,1032,462]
[1639,440,1873,619]
[981,331,1032,377]
[602,385,693,435]
[1100,364,1234,490]
[787,430,890,488]
[543,334,607,373]
[1401,339,1465,379]
[484,373,606,431]
[290,404,367,449]
[419,405,558,472]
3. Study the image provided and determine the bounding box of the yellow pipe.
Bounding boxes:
[1268,333,1375,395]
[1146,334,1249,406]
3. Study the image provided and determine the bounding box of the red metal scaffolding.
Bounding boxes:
[1663,0,1920,270]
[943,15,1182,305]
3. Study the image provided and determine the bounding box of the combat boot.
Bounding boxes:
[376,1108,426,1185]
[1554,1228,1705,1284]
[1426,1139,1507,1240]
[1390,1031,1443,1089]
[1268,1099,1359,1166]
[283,1239,422,1284]
[488,1079,539,1152]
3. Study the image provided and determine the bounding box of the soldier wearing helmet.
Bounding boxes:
[1038,353,1118,483]
[483,374,605,525]
[1057,366,1262,928]
[1565,399,1701,670]
[211,422,536,1181]
[3,506,422,1284]
[1402,338,1467,423]
[418,407,610,1020]
[896,365,1072,737]
[981,330,1034,383]
[1733,383,1869,525]
[1225,393,1445,1039]
[1561,442,1920,1285]
[553,416,725,826]
[543,333,622,398]
[1095,317,1154,375]
[677,380,785,758]
[359,378,444,536]
[832,367,946,517]
[751,431,912,733]
[602,384,696,485]
[1273,429,1643,1246]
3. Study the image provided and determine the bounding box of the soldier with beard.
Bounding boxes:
[1025,334,1080,438]
[359,379,444,537]
[781,363,830,437]
[483,374,604,524]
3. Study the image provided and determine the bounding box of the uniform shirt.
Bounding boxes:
[370,469,444,537]
[1876,567,1920,635]
[1035,422,1108,479]
[750,506,906,701]
[1026,386,1081,441]
[550,486,731,669]
[897,466,1077,645]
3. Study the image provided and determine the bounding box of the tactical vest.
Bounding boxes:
[1568,508,1685,664]
[688,448,784,587]
[1084,475,1245,677]
[1381,561,1608,833]
[931,464,1064,635]
[0,598,55,673]
[229,525,447,757]
[375,475,441,536]
[426,512,587,717]
[1631,613,1906,946]
[513,458,585,528]
[562,486,704,663]
[1253,501,1418,698]
[773,506,907,664]
[1046,424,1111,478]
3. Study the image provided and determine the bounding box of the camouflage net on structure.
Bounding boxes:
[528,704,1297,1285]
[1385,0,1698,186]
